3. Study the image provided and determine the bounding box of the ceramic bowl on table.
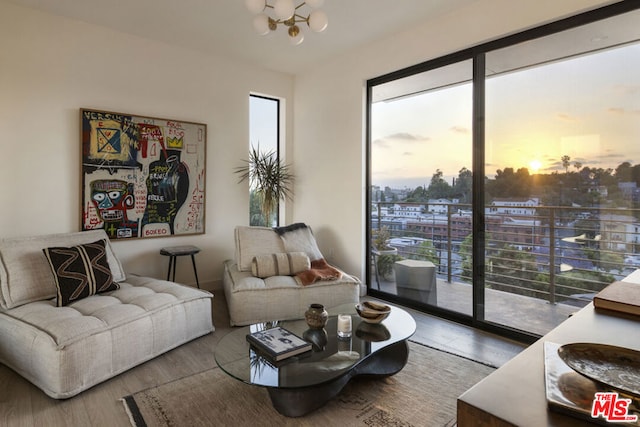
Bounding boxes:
[355,301,391,324]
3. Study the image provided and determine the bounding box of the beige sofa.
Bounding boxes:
[223,224,363,326]
[0,230,213,399]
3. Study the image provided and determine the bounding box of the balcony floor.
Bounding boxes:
[372,275,582,336]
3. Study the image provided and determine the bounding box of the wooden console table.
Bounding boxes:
[458,275,640,426]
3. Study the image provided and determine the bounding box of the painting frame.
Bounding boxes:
[80,108,206,240]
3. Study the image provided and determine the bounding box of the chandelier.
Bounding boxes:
[245,0,328,45]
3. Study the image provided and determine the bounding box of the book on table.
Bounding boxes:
[593,280,640,317]
[246,326,312,361]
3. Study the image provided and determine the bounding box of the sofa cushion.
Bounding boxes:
[223,260,361,326]
[275,223,323,261]
[43,239,120,307]
[234,226,285,272]
[251,252,310,278]
[0,275,213,398]
[0,230,125,309]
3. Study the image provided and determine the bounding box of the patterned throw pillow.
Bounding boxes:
[43,239,120,307]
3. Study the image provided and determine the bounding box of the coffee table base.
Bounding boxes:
[267,340,410,417]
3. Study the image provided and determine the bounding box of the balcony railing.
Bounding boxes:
[371,202,640,306]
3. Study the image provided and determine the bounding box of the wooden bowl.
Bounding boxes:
[355,301,391,324]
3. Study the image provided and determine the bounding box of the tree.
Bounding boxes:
[486,243,539,295]
[406,185,428,202]
[573,161,582,172]
[615,161,633,181]
[561,155,571,174]
[459,233,473,282]
[453,167,473,203]
[488,167,531,198]
[632,164,640,184]
[410,240,438,265]
[249,190,267,226]
[427,169,452,199]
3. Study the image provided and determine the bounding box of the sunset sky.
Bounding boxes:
[371,42,640,189]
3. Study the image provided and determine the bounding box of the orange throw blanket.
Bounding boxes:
[295,258,342,286]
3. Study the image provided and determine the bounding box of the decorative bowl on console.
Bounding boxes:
[355,301,391,324]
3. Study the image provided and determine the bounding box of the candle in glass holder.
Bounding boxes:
[337,314,352,338]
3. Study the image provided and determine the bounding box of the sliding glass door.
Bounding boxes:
[367,3,640,339]
[484,12,640,335]
[369,60,473,317]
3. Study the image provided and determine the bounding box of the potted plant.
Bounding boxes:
[235,146,294,227]
[372,226,402,280]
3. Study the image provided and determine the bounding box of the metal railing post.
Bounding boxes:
[447,204,453,282]
[548,209,556,305]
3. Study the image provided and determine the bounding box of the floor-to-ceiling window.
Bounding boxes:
[367,3,640,341]
[484,12,640,335]
[369,60,473,319]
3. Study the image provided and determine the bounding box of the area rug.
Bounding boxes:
[121,341,494,427]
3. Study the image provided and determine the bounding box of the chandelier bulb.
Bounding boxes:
[247,0,326,43]
[274,0,295,20]
[305,0,324,8]
[252,14,271,35]
[245,0,266,14]
[289,25,304,45]
[288,25,300,37]
[308,9,328,33]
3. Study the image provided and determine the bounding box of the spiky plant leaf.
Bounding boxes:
[235,145,294,225]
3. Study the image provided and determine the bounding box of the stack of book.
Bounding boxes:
[246,326,312,362]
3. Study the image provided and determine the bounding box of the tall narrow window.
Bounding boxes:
[249,94,280,226]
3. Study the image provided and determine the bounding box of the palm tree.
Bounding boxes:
[561,155,571,174]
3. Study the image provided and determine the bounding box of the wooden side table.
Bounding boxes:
[160,245,201,288]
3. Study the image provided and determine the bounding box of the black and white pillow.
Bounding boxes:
[274,223,324,261]
[43,239,119,307]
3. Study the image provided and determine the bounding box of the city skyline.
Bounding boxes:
[371,42,640,189]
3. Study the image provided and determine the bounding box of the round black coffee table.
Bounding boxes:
[214,302,416,417]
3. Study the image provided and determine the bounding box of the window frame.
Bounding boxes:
[249,93,282,226]
[365,1,640,343]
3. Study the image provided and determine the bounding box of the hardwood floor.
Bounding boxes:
[0,287,527,427]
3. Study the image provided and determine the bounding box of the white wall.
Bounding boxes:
[0,1,294,288]
[292,0,615,280]
[0,0,617,290]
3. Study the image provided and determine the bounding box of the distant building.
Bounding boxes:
[406,212,542,246]
[599,214,640,252]
[489,198,540,216]
[618,182,637,199]
[588,185,608,198]
[392,203,424,218]
[427,199,459,214]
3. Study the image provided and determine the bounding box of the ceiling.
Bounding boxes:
[5,0,480,75]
